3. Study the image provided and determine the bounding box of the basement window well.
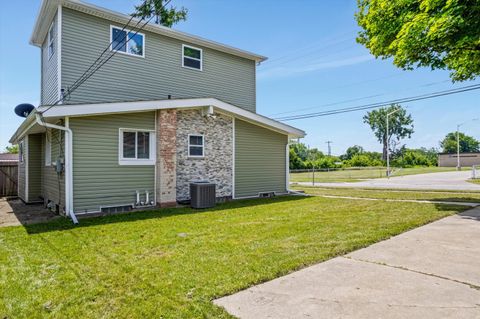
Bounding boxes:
[119,129,155,165]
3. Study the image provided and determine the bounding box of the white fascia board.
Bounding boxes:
[30,0,59,46]
[30,0,267,63]
[38,98,306,138]
[9,111,38,144]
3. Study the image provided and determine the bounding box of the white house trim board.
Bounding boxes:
[36,98,305,138]
[57,4,62,102]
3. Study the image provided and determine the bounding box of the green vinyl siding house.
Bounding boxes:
[10,0,305,221]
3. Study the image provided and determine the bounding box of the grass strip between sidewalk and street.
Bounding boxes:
[294,186,480,203]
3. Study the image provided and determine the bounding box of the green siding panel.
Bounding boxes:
[70,112,155,213]
[235,120,288,198]
[41,12,58,105]
[28,134,42,201]
[61,8,256,112]
[41,129,66,212]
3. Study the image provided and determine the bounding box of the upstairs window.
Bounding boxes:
[110,26,144,57]
[45,131,51,166]
[188,134,204,157]
[48,22,55,60]
[182,45,202,71]
[119,129,155,165]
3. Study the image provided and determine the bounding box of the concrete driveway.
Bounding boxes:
[295,170,480,191]
[215,207,480,318]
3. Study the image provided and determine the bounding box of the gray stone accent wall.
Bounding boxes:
[176,110,233,200]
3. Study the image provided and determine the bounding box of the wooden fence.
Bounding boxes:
[0,162,18,197]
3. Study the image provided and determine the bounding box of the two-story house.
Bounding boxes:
[9,0,305,221]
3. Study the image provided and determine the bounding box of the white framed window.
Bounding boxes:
[19,140,24,163]
[118,129,155,165]
[182,44,202,71]
[47,22,55,60]
[110,26,145,57]
[188,134,204,157]
[45,131,51,166]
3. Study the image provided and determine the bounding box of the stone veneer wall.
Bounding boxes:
[176,110,233,200]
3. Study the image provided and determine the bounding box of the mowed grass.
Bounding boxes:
[290,166,459,183]
[0,196,468,318]
[296,186,480,203]
[468,179,480,185]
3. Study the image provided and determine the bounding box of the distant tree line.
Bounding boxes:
[290,131,479,170]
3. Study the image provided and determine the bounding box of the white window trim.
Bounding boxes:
[118,128,155,165]
[47,22,55,60]
[188,134,205,158]
[45,131,52,166]
[110,25,145,58]
[182,44,203,71]
[19,140,25,163]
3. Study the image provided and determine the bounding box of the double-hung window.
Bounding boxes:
[19,140,24,163]
[188,134,204,157]
[45,131,51,166]
[119,129,155,165]
[182,45,202,70]
[110,26,145,57]
[47,22,55,59]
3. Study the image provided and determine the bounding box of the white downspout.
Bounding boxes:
[35,113,78,224]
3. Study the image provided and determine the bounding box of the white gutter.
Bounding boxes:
[35,113,78,224]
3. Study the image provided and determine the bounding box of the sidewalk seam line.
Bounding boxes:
[343,256,480,291]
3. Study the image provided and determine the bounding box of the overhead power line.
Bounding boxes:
[268,79,451,117]
[275,84,480,121]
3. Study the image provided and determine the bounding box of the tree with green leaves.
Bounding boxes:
[440,132,480,153]
[341,145,365,161]
[356,0,480,82]
[132,0,187,27]
[363,104,414,161]
[4,144,18,154]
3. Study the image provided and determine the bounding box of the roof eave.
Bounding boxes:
[30,0,268,63]
[9,110,38,144]
[37,98,305,138]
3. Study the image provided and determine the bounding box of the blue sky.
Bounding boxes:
[1,0,479,155]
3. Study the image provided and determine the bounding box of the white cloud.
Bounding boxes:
[258,55,374,79]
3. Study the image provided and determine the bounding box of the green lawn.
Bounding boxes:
[468,179,480,185]
[290,166,459,183]
[295,186,480,203]
[0,196,469,318]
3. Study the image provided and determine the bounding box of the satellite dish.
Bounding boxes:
[14,103,35,118]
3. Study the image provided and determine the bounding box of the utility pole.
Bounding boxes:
[326,141,332,157]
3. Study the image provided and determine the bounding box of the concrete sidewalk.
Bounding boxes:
[215,208,480,318]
